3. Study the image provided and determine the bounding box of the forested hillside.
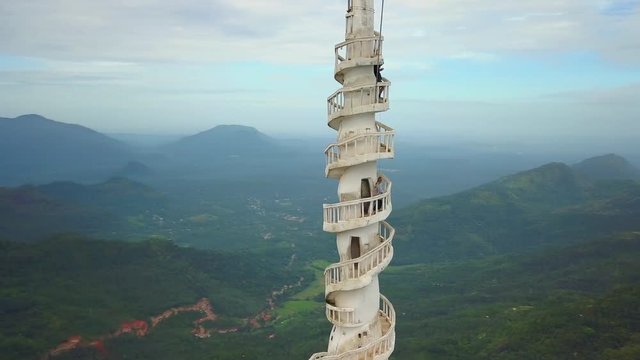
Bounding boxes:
[392,161,640,264]
[384,232,640,359]
[1,155,639,359]
[0,236,302,360]
[0,178,165,242]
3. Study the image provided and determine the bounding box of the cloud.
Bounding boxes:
[0,0,343,64]
[506,12,566,22]
[0,60,142,86]
[383,0,640,64]
[0,0,639,136]
[1,0,639,66]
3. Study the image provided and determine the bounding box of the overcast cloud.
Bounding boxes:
[0,0,639,139]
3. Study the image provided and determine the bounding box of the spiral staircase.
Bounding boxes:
[310,1,396,359]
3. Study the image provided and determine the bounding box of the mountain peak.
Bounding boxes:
[190,124,266,140]
[0,114,131,185]
[573,154,640,181]
[498,162,578,188]
[3,114,94,133]
[1,114,53,126]
[490,161,589,206]
[209,124,260,132]
[165,124,278,159]
[15,114,49,121]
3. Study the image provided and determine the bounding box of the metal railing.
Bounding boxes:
[325,221,395,289]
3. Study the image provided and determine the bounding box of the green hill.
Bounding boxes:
[0,178,166,242]
[573,154,640,182]
[391,160,640,264]
[383,232,640,360]
[0,175,330,255]
[39,177,165,214]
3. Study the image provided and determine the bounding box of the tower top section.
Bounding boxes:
[346,0,376,39]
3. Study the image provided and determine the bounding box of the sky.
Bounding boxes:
[0,0,639,140]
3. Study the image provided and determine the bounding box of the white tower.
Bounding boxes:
[310,0,396,359]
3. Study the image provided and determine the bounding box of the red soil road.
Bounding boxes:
[45,298,218,359]
[45,276,303,358]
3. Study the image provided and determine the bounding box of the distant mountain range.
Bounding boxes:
[2,149,638,254]
[2,113,639,209]
[0,115,134,185]
[0,114,286,185]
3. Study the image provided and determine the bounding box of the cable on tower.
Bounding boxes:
[376,0,386,69]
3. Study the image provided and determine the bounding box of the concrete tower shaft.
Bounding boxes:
[347,0,375,38]
[310,1,396,359]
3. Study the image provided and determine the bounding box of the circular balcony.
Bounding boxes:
[334,36,384,84]
[327,82,390,130]
[311,295,396,360]
[323,176,392,233]
[325,303,357,328]
[325,221,395,294]
[325,122,395,179]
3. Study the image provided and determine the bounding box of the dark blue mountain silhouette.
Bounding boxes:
[0,114,133,185]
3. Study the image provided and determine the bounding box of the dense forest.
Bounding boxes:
[2,233,639,359]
